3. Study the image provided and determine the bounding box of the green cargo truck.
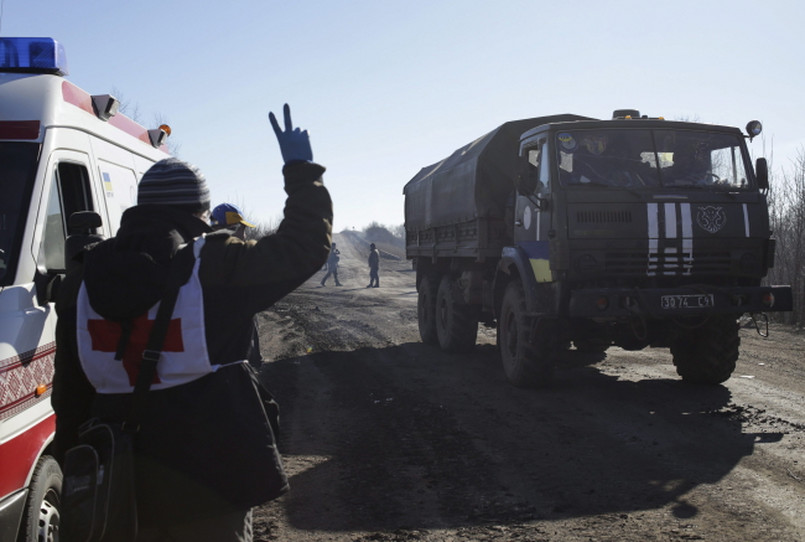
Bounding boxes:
[404,109,792,387]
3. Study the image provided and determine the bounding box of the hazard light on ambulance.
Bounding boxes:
[0,37,68,76]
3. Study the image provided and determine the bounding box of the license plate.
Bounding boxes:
[661,294,714,310]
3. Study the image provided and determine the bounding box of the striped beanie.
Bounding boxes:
[138,157,211,211]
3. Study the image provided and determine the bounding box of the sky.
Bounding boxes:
[2,0,804,232]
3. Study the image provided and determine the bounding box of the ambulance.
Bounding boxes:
[0,37,170,540]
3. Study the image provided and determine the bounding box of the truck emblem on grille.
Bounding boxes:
[696,205,727,233]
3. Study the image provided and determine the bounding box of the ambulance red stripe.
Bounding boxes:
[0,414,55,498]
[61,80,153,145]
[0,120,40,139]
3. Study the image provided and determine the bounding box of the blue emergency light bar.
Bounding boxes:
[0,37,68,75]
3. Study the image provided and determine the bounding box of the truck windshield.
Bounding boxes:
[555,128,752,190]
[0,143,39,286]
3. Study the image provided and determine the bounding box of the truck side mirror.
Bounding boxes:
[755,157,768,190]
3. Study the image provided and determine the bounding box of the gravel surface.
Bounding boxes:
[250,232,805,542]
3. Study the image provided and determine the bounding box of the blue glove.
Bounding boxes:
[269,103,313,164]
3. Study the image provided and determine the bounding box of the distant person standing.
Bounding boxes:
[210,203,263,369]
[320,242,342,286]
[367,242,380,288]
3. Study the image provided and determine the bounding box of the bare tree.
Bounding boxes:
[111,88,180,155]
[111,87,142,124]
[246,217,280,240]
[766,148,805,326]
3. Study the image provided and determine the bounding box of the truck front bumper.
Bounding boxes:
[568,285,793,319]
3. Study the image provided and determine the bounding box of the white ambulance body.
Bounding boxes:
[0,37,170,540]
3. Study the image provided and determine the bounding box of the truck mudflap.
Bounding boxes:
[568,285,793,319]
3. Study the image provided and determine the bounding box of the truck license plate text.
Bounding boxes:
[661,294,714,310]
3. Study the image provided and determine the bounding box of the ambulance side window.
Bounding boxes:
[39,162,93,272]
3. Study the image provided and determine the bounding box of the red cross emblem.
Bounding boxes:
[88,313,184,386]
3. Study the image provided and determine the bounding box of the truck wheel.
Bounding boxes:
[417,275,439,345]
[19,455,62,542]
[435,275,478,352]
[670,315,740,384]
[498,281,554,387]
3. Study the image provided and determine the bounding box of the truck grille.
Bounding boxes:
[576,210,633,224]
[603,249,732,275]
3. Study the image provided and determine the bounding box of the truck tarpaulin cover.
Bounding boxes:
[403,115,590,230]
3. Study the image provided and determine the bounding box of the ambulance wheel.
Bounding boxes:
[671,315,740,384]
[19,455,62,542]
[498,281,555,388]
[435,275,478,352]
[417,274,439,345]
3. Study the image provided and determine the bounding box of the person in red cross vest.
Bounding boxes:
[52,104,332,541]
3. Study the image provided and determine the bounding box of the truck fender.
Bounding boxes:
[493,246,542,316]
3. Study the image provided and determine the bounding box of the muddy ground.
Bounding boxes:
[250,231,805,542]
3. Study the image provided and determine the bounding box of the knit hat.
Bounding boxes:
[138,157,211,211]
[211,203,255,229]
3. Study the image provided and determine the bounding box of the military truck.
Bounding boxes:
[403,109,792,387]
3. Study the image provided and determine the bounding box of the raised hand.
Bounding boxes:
[268,103,313,164]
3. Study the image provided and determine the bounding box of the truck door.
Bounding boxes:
[515,137,551,243]
[514,137,552,284]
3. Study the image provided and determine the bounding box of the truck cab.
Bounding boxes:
[515,114,779,312]
[0,37,169,540]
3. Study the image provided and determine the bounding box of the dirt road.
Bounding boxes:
[251,231,805,542]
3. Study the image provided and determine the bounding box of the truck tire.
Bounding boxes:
[498,281,554,387]
[19,455,62,542]
[417,275,439,345]
[435,275,478,352]
[670,315,740,384]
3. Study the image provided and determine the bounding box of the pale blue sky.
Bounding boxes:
[3,1,803,232]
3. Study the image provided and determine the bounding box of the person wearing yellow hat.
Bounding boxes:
[210,202,264,369]
[211,202,255,240]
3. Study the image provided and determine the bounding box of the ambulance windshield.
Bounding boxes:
[0,143,39,286]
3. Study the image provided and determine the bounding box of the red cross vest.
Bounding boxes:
[76,237,225,394]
